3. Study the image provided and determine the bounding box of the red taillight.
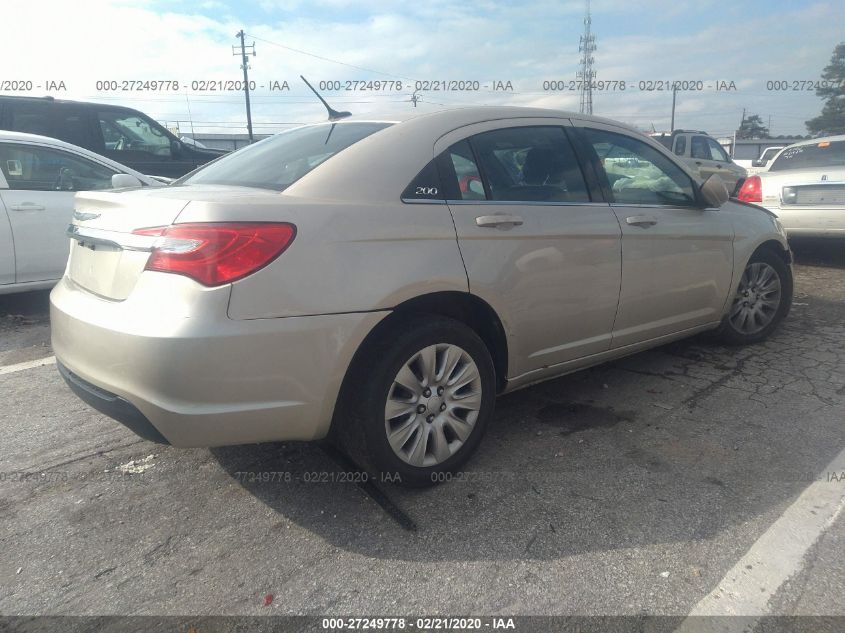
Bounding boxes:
[736,175,762,203]
[132,222,296,286]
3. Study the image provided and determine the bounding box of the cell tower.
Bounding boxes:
[577,0,596,115]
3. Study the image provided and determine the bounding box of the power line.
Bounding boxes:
[246,33,411,81]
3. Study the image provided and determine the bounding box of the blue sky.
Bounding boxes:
[2,0,842,137]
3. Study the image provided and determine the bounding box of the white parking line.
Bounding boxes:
[675,445,845,631]
[0,355,57,375]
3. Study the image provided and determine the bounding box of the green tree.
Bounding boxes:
[737,114,769,139]
[806,42,845,136]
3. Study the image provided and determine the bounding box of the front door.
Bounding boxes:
[576,124,734,348]
[0,142,117,282]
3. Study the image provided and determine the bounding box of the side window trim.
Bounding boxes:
[464,137,493,201]
[568,124,615,203]
[562,125,609,203]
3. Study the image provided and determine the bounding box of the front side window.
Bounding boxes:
[769,140,845,171]
[181,122,391,191]
[98,111,172,157]
[0,143,116,191]
[469,126,589,202]
[583,128,697,207]
[707,138,730,162]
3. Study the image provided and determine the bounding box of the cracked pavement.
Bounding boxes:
[0,238,843,623]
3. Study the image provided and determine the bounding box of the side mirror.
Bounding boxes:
[700,174,729,208]
[751,159,765,167]
[111,173,142,189]
[171,139,183,158]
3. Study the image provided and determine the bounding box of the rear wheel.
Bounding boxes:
[717,248,792,345]
[336,315,496,487]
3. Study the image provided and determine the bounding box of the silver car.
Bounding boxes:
[51,107,793,486]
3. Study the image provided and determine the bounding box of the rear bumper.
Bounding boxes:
[50,274,387,447]
[58,361,169,444]
[771,207,845,236]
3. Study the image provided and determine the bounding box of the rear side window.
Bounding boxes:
[674,136,686,156]
[469,126,589,202]
[691,136,710,160]
[7,102,53,137]
[52,109,91,149]
[444,140,486,200]
[180,122,391,191]
[769,140,845,171]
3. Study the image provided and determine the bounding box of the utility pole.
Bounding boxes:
[577,0,596,115]
[670,85,677,131]
[410,90,421,108]
[233,30,256,142]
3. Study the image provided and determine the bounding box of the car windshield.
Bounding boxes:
[769,140,845,171]
[178,122,392,191]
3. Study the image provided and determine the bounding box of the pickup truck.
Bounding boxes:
[650,130,747,193]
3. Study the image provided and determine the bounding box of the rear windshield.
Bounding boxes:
[769,140,845,172]
[179,122,391,190]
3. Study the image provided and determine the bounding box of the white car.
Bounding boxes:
[0,131,161,294]
[736,135,845,237]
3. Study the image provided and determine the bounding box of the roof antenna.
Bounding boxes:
[300,75,351,121]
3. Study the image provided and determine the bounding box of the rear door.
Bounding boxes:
[433,120,622,377]
[0,141,117,283]
[575,124,734,348]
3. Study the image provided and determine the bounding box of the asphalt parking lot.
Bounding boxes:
[1,239,844,626]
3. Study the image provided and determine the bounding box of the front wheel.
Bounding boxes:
[716,248,792,345]
[336,315,496,487]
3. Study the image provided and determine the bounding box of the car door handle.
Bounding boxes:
[626,215,658,227]
[9,203,46,212]
[695,161,703,166]
[475,214,524,228]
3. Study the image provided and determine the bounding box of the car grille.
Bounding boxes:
[782,184,845,206]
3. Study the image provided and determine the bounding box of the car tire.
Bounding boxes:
[335,315,496,487]
[716,248,792,345]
